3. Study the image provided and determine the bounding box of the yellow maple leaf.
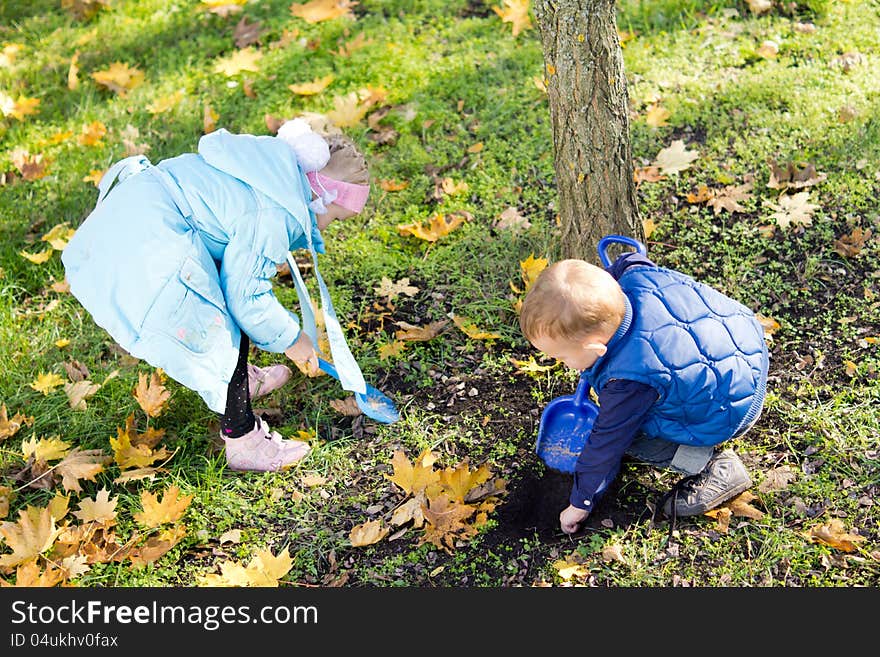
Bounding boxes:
[439,462,492,502]
[0,404,34,441]
[379,179,409,192]
[197,548,292,587]
[91,62,144,96]
[378,340,406,360]
[510,356,555,377]
[110,423,171,470]
[653,139,699,175]
[7,95,40,121]
[554,556,591,581]
[291,0,358,24]
[492,0,532,37]
[325,91,371,128]
[72,488,118,525]
[520,253,548,292]
[384,449,440,496]
[83,169,104,186]
[0,506,62,569]
[42,222,75,250]
[19,248,53,264]
[214,47,262,76]
[288,74,334,95]
[4,559,67,587]
[134,370,171,417]
[133,485,193,528]
[21,435,70,462]
[146,89,184,114]
[450,314,500,341]
[29,372,65,395]
[349,519,389,547]
[440,177,469,196]
[397,213,466,243]
[77,120,107,146]
[644,103,670,128]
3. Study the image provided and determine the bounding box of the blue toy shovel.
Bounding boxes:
[533,234,647,472]
[317,357,400,424]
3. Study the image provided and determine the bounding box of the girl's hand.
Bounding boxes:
[284,333,320,377]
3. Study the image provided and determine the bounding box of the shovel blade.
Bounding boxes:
[354,388,400,424]
[535,397,598,473]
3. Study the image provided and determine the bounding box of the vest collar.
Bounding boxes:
[585,295,633,376]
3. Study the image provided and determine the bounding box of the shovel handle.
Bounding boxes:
[572,372,592,407]
[597,235,647,268]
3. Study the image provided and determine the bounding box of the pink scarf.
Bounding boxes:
[306,171,370,214]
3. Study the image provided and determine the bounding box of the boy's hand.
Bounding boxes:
[560,504,590,534]
[284,333,320,377]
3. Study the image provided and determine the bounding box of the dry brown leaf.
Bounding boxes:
[134,370,171,417]
[0,404,34,441]
[1,559,67,587]
[494,206,531,231]
[766,159,827,190]
[724,490,764,520]
[379,179,408,192]
[233,16,265,48]
[765,191,818,231]
[0,486,11,520]
[634,165,666,184]
[203,104,219,134]
[833,228,872,258]
[64,380,100,411]
[390,498,425,528]
[601,543,627,564]
[129,525,187,569]
[419,494,477,553]
[329,396,362,417]
[11,148,49,181]
[349,519,389,547]
[805,519,866,552]
[758,466,797,493]
[653,139,699,175]
[707,183,752,215]
[394,319,448,342]
[374,276,419,301]
[55,448,111,494]
[113,467,166,484]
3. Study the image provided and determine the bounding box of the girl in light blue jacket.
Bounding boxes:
[62,120,371,472]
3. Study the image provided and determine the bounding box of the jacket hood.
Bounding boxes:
[197,129,324,253]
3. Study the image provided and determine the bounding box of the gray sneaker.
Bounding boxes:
[661,449,752,517]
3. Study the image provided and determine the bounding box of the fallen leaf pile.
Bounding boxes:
[348,449,507,553]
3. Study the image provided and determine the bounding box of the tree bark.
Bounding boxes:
[533,0,641,263]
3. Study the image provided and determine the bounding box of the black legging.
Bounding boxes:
[220,334,256,438]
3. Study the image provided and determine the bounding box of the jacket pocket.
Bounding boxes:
[140,257,229,355]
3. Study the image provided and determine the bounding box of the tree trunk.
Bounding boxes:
[533,0,641,263]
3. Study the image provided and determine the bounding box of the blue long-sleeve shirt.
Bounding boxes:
[569,252,660,511]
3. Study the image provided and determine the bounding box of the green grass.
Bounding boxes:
[1,0,878,587]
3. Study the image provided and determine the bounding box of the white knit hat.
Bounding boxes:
[276,118,330,172]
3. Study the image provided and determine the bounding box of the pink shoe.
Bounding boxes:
[223,416,310,472]
[247,363,292,400]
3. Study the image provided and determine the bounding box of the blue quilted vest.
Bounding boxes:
[585,265,769,446]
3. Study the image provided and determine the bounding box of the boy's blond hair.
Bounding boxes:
[519,259,626,342]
